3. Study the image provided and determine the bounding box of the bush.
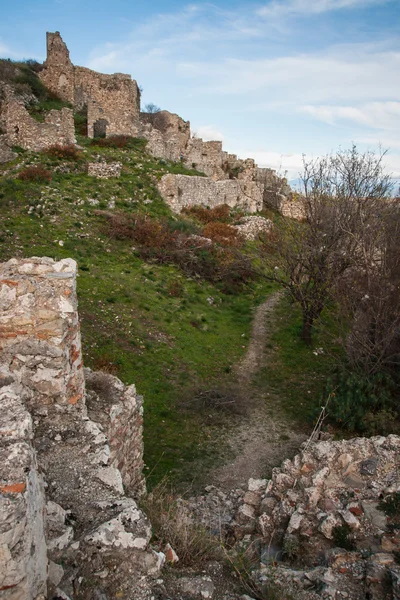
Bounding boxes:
[18,165,52,183]
[202,222,241,247]
[100,211,254,292]
[182,204,231,224]
[323,370,396,434]
[43,145,81,160]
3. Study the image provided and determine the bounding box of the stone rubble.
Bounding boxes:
[87,161,122,178]
[234,216,273,240]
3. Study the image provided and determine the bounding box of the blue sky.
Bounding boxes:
[1,0,399,181]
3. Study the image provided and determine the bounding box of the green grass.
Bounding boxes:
[255,295,342,425]
[0,141,272,487]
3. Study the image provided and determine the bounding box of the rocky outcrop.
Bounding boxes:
[157,173,264,214]
[0,257,153,600]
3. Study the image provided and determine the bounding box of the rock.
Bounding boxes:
[361,501,387,531]
[287,509,304,534]
[248,478,267,492]
[236,503,256,524]
[179,575,215,599]
[360,458,378,476]
[243,490,261,507]
[319,514,342,539]
[48,561,64,587]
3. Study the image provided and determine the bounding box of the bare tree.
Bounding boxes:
[143,102,161,114]
[263,145,394,344]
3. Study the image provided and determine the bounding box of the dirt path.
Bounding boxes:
[208,291,307,490]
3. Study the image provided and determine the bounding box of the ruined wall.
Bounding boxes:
[0,257,150,599]
[40,32,140,138]
[232,435,400,600]
[4,100,75,151]
[158,173,264,213]
[39,31,75,104]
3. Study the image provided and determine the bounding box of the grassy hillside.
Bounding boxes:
[0,136,281,485]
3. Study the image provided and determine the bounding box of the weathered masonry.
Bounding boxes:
[0,257,156,600]
[40,32,141,138]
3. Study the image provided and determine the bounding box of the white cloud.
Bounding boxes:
[300,102,400,131]
[257,0,388,18]
[195,125,224,141]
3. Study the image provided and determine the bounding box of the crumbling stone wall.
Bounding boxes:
[3,99,75,151]
[158,173,263,213]
[40,32,140,138]
[0,257,151,599]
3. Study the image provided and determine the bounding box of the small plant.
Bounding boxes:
[18,165,52,183]
[332,524,356,551]
[323,370,395,434]
[182,203,231,224]
[378,493,400,518]
[140,478,220,566]
[282,535,299,561]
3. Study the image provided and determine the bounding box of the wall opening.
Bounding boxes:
[93,119,108,139]
[74,104,88,137]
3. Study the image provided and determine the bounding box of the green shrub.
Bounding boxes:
[332,524,356,550]
[323,370,395,434]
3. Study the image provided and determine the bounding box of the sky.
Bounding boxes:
[0,0,399,183]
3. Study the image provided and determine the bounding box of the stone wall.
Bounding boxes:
[3,99,75,152]
[0,257,151,599]
[40,32,140,138]
[158,173,264,213]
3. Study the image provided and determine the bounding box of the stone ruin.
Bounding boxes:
[0,84,75,153]
[231,436,400,599]
[0,257,162,600]
[140,109,298,216]
[40,32,141,139]
[0,30,300,218]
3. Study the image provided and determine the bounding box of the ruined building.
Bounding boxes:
[0,30,300,216]
[39,32,141,139]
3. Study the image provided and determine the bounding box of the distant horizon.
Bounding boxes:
[1,0,399,181]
